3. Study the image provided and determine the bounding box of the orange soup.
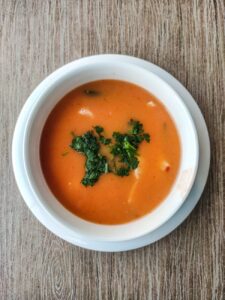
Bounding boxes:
[40,80,181,224]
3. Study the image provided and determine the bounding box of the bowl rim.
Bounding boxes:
[12,54,199,242]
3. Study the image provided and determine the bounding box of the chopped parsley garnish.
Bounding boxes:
[70,131,110,186]
[93,126,112,145]
[110,120,150,176]
[93,125,104,134]
[70,119,150,186]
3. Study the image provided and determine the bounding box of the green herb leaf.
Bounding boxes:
[143,133,150,142]
[94,126,104,134]
[129,119,144,134]
[116,167,130,176]
[99,136,111,145]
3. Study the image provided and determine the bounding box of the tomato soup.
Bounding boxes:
[40,80,181,224]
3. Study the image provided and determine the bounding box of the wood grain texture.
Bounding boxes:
[0,0,224,299]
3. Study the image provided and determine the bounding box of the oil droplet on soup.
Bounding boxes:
[40,80,181,225]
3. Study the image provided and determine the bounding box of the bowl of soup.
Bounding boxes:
[12,55,199,242]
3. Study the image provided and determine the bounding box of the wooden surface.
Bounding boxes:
[0,0,224,299]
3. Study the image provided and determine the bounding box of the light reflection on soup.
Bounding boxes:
[40,80,181,224]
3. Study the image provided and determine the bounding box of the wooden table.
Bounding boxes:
[1,1,224,299]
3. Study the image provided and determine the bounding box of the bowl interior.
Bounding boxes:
[23,60,199,242]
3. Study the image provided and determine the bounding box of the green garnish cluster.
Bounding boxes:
[70,131,109,186]
[70,119,150,187]
[110,119,150,176]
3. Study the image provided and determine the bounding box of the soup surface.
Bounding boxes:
[40,80,180,224]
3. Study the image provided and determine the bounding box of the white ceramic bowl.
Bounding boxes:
[12,55,199,243]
